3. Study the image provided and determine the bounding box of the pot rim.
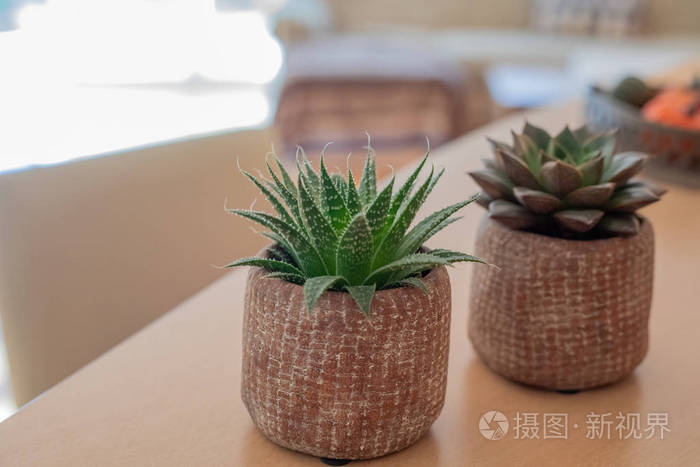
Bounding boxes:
[249,243,446,300]
[482,212,651,247]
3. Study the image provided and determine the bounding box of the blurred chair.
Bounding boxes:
[274,37,467,175]
[0,128,273,405]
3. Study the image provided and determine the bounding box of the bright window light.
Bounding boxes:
[0,85,270,172]
[13,0,283,85]
[0,0,283,173]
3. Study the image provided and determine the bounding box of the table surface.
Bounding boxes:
[2,101,700,466]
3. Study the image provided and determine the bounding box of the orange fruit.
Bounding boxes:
[642,88,700,130]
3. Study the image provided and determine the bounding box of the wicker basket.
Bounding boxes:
[468,215,654,391]
[241,249,451,460]
[585,87,700,185]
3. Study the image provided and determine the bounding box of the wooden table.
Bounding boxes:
[2,102,700,466]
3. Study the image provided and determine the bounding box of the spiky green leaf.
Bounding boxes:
[230,209,327,276]
[265,156,301,222]
[270,153,297,195]
[346,284,376,316]
[297,146,322,197]
[365,253,449,287]
[396,276,428,294]
[388,151,429,221]
[373,166,435,267]
[223,257,302,275]
[298,177,338,271]
[396,195,478,258]
[319,156,351,233]
[336,212,374,285]
[239,166,296,227]
[261,232,296,262]
[428,249,486,264]
[331,173,348,201]
[265,272,306,285]
[265,244,296,265]
[426,215,463,240]
[303,276,345,314]
[357,137,377,204]
[345,164,362,215]
[365,176,395,245]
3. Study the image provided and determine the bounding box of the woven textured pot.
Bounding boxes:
[241,253,451,460]
[468,215,654,391]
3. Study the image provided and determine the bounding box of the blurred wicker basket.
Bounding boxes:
[585,87,700,183]
[275,38,466,162]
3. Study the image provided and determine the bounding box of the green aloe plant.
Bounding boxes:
[226,139,483,315]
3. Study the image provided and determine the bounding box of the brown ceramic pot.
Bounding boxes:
[241,249,451,460]
[469,215,654,391]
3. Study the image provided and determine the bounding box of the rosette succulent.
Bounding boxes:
[469,123,665,237]
[227,140,483,315]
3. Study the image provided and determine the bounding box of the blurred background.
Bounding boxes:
[0,0,698,421]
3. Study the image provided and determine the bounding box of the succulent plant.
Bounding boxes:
[227,139,483,315]
[469,123,665,238]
